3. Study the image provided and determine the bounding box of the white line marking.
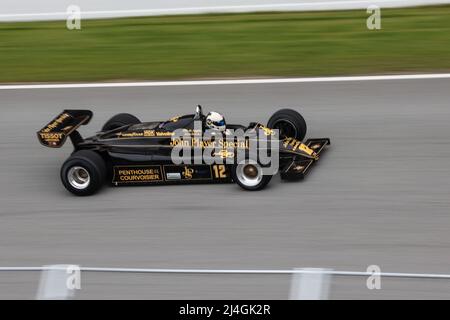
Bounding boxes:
[1,1,449,21]
[0,74,449,90]
[1,266,450,279]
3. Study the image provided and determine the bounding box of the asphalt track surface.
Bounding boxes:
[1,78,450,299]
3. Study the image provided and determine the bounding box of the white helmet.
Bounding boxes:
[205,111,226,132]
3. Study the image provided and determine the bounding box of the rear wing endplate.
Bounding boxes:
[37,110,93,148]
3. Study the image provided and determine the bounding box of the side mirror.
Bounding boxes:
[195,105,203,120]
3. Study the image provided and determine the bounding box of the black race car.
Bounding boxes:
[37,106,330,195]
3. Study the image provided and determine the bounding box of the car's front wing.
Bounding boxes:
[280,138,330,180]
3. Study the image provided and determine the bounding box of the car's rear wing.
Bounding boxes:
[37,110,93,148]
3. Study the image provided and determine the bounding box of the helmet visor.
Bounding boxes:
[213,119,225,127]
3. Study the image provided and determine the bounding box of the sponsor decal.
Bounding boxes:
[214,149,235,159]
[117,132,144,138]
[41,113,71,133]
[143,130,155,137]
[170,137,249,149]
[39,132,64,141]
[155,131,174,137]
[113,166,162,183]
[182,166,194,179]
[257,124,275,136]
[283,137,317,159]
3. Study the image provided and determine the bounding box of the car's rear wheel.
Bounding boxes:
[102,113,141,131]
[60,150,106,196]
[267,108,307,140]
[232,160,272,191]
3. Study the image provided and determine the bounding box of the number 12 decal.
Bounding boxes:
[213,165,227,178]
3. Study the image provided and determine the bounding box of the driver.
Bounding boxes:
[205,111,226,132]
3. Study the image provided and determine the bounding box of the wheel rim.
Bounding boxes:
[271,119,297,138]
[236,161,263,187]
[68,166,90,190]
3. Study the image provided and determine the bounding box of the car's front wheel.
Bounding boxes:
[60,150,106,196]
[232,160,272,191]
[267,108,307,140]
[102,113,141,131]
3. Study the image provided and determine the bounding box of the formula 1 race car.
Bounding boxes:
[37,106,330,196]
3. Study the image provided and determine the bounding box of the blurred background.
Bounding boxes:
[0,1,449,299]
[0,1,449,82]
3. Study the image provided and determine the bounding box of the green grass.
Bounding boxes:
[0,6,449,83]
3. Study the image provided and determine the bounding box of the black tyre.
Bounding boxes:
[102,113,141,131]
[231,160,272,191]
[60,150,107,196]
[267,108,307,140]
